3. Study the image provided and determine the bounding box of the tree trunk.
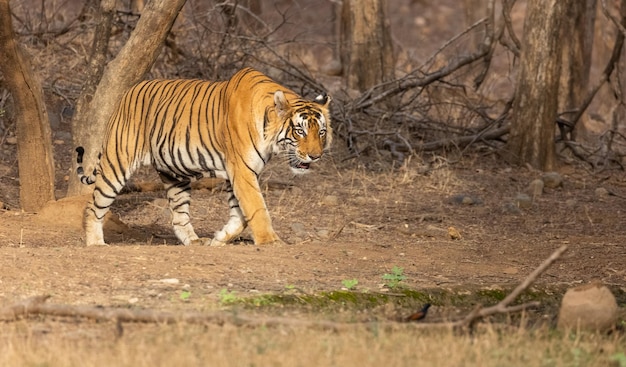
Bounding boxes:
[558,0,596,140]
[340,0,394,92]
[67,0,187,196]
[463,0,487,50]
[506,0,573,171]
[67,0,115,196]
[0,0,55,211]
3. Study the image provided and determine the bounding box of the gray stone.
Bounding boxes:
[503,202,522,215]
[461,196,475,205]
[542,172,563,188]
[448,194,482,206]
[528,179,544,198]
[595,187,609,199]
[290,222,308,237]
[513,193,532,209]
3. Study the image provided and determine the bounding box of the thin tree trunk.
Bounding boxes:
[463,0,487,50]
[340,0,394,92]
[67,0,187,197]
[506,0,573,171]
[559,0,596,141]
[0,0,55,211]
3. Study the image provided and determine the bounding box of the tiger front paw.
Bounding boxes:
[208,238,228,247]
[255,237,287,247]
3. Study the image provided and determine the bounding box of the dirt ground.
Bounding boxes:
[0,153,625,315]
[0,0,624,325]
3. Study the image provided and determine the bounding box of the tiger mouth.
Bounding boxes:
[290,157,310,170]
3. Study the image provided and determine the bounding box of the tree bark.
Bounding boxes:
[558,0,596,140]
[340,0,394,92]
[67,0,187,197]
[463,0,487,50]
[0,0,55,211]
[506,0,573,171]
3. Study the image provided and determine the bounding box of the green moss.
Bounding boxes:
[219,285,581,318]
[475,288,508,301]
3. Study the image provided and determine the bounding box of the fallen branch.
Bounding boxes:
[0,246,568,333]
[0,296,352,332]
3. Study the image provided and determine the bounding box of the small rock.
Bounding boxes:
[290,222,307,237]
[448,194,482,205]
[352,197,369,205]
[321,195,339,206]
[503,202,522,215]
[461,196,475,205]
[528,179,544,198]
[397,223,412,235]
[53,139,65,145]
[5,136,17,145]
[316,229,330,239]
[448,194,465,204]
[557,282,618,332]
[565,199,577,208]
[513,193,532,209]
[159,278,180,284]
[595,187,609,199]
[542,172,563,188]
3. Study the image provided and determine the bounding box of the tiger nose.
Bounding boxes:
[308,153,322,161]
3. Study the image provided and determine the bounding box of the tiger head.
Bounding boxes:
[274,91,332,174]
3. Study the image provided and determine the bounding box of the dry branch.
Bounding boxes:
[352,47,491,111]
[0,295,353,332]
[0,246,568,333]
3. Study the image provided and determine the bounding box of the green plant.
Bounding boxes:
[219,289,238,305]
[611,352,626,367]
[341,279,359,290]
[179,290,191,301]
[382,266,406,289]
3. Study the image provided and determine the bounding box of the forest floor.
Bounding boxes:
[0,1,625,364]
[1,142,625,367]
[0,153,625,313]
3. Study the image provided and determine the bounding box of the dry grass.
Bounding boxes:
[0,319,624,367]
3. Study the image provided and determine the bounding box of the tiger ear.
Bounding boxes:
[274,91,291,118]
[314,93,331,107]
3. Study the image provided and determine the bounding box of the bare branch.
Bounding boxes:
[501,0,521,56]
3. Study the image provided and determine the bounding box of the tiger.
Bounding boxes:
[75,67,332,247]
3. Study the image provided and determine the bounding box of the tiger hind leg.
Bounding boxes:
[159,172,200,246]
[211,180,247,246]
[84,180,124,246]
[84,200,107,246]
